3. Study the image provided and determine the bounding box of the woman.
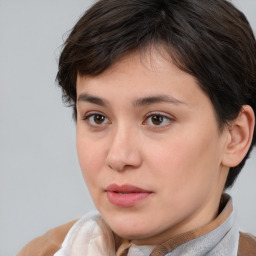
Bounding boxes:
[18,0,256,255]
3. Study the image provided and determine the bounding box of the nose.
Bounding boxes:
[105,126,142,172]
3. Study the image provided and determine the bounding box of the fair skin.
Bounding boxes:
[76,49,254,243]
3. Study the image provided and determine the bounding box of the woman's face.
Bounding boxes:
[76,50,229,241]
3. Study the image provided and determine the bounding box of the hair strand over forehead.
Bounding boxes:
[56,0,256,189]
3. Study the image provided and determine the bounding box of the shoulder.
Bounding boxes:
[17,220,77,256]
[238,232,256,256]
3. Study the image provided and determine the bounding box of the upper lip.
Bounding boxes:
[106,184,152,193]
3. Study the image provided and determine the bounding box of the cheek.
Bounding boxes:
[146,128,221,192]
[76,133,105,185]
[144,132,222,222]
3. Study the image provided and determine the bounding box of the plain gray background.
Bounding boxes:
[0,1,255,255]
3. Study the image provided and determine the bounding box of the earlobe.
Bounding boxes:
[222,105,255,167]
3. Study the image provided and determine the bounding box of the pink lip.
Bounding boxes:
[106,184,152,207]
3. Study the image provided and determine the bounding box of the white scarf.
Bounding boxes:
[54,212,116,256]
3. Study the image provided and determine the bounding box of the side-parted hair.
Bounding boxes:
[56,0,256,189]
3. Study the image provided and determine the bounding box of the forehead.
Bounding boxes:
[77,50,196,90]
[76,50,203,104]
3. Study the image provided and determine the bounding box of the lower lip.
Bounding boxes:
[106,191,152,207]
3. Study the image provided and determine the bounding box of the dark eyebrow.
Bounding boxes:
[133,95,185,107]
[77,93,185,107]
[77,93,109,106]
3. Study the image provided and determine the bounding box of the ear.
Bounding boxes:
[221,105,255,167]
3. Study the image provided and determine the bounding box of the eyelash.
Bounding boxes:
[82,111,174,129]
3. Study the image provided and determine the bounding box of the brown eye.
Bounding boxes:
[83,112,109,126]
[151,115,164,125]
[93,114,105,124]
[144,113,172,127]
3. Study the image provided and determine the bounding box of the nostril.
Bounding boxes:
[106,160,127,172]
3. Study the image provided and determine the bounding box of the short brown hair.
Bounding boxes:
[56,0,256,189]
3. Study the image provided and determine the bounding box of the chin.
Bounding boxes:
[99,206,157,240]
[107,219,154,240]
[114,227,149,240]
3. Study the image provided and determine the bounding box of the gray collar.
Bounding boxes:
[164,210,239,256]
